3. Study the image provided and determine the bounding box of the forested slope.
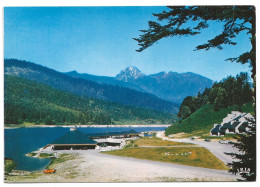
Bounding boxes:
[165,72,254,135]
[4,75,177,125]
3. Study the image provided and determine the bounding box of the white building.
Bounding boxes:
[210,111,254,136]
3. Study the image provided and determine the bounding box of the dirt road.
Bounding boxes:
[156,131,240,164]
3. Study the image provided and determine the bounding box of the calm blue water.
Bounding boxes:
[4,126,166,171]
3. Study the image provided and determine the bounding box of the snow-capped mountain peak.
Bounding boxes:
[115,66,144,82]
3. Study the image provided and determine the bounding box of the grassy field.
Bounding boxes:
[165,102,254,136]
[133,137,193,146]
[105,147,228,170]
[105,136,228,170]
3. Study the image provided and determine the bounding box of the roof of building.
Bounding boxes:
[210,111,254,135]
[238,122,248,131]
[233,115,242,121]
[232,121,241,128]
[220,122,234,130]
[211,124,221,133]
[50,130,97,145]
[86,129,138,138]
[49,129,139,145]
[218,128,226,134]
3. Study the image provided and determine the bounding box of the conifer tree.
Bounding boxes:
[134,6,256,181]
[225,118,256,181]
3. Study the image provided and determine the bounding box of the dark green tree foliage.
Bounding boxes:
[213,87,227,111]
[178,87,212,119]
[226,118,256,181]
[4,158,16,174]
[178,89,208,119]
[209,72,252,110]
[4,75,176,125]
[178,72,252,119]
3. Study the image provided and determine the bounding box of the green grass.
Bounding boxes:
[165,103,254,136]
[105,136,227,170]
[39,153,54,158]
[134,137,192,146]
[47,154,76,169]
[104,147,228,170]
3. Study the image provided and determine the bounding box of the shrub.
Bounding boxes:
[4,158,16,174]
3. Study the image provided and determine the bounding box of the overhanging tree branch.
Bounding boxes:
[134,6,255,78]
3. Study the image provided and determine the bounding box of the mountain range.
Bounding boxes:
[4,59,179,114]
[5,59,214,116]
[66,66,214,103]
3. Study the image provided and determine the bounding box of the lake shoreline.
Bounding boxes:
[4,124,172,129]
[5,126,169,171]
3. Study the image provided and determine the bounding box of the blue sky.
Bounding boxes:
[4,6,252,81]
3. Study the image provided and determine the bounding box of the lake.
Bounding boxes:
[4,126,167,171]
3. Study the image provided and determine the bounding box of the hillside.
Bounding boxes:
[165,103,254,136]
[4,59,179,114]
[66,66,214,103]
[4,75,177,125]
